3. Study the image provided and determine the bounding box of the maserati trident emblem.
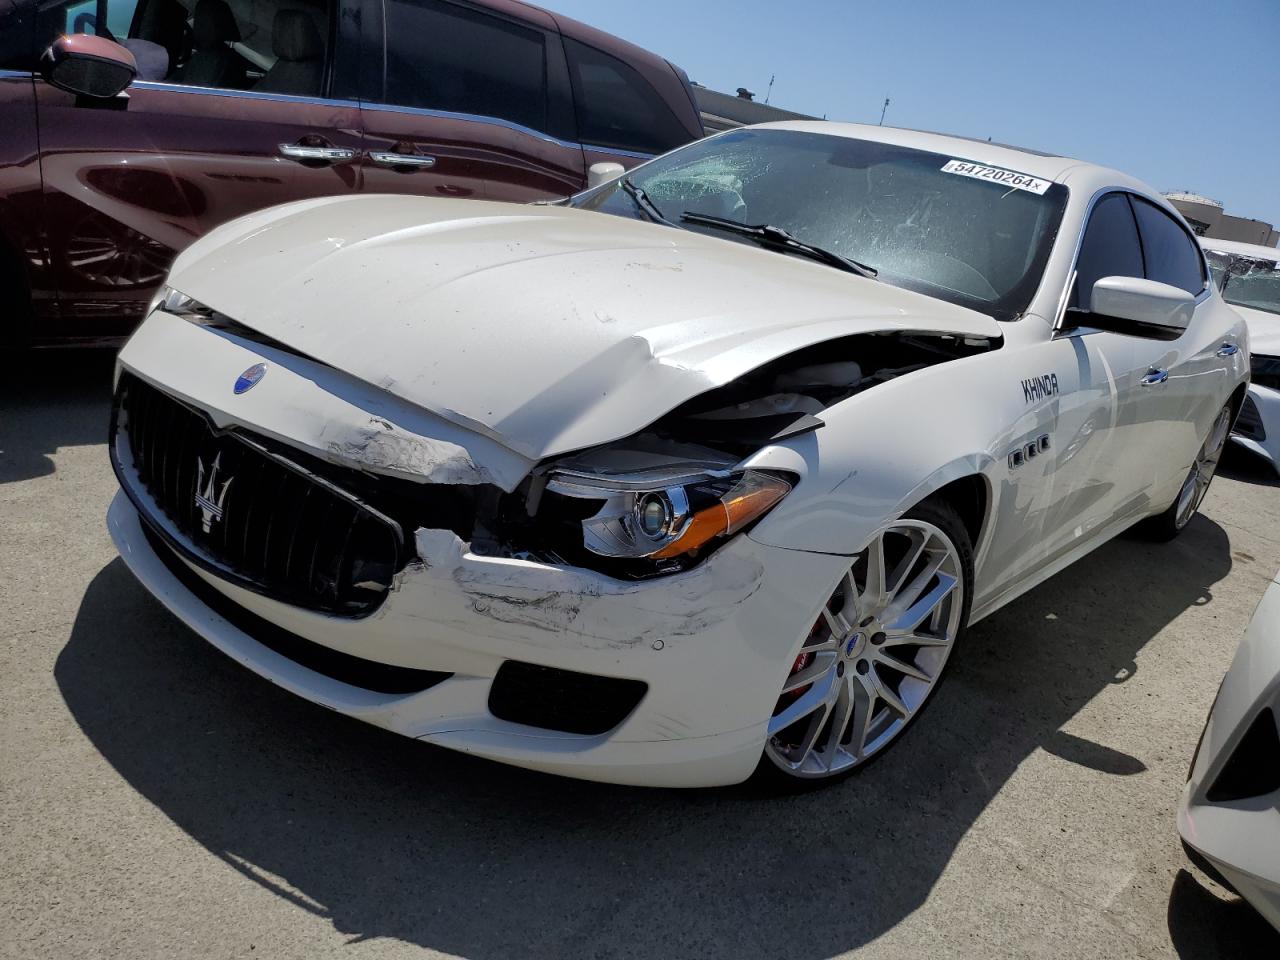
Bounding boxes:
[194,453,233,533]
[234,362,267,395]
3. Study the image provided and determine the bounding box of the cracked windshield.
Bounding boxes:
[576,128,1068,319]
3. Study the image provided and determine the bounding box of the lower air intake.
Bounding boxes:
[488,661,647,735]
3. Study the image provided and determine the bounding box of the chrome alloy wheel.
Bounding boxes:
[765,519,964,779]
[1174,405,1233,530]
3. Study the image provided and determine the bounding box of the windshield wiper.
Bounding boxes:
[679,212,878,279]
[620,177,677,227]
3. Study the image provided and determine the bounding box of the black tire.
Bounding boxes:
[1136,401,1234,543]
[751,497,975,792]
[0,244,33,351]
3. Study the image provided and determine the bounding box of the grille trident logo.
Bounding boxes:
[195,453,233,533]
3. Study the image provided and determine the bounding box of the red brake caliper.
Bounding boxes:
[776,619,821,711]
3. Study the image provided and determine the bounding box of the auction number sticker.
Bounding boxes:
[941,160,1052,195]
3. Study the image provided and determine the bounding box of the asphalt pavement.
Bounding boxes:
[3,351,1279,960]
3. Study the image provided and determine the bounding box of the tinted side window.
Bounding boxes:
[1071,193,1144,311]
[1131,197,1205,295]
[34,0,332,93]
[1,0,35,69]
[383,0,547,133]
[564,38,689,154]
[33,0,141,59]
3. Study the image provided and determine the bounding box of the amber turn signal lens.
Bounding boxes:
[651,473,791,559]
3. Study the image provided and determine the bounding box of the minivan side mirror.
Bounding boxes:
[587,162,626,189]
[41,34,137,100]
[1067,276,1196,340]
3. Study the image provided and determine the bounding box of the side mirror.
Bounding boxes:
[41,34,137,100]
[587,162,626,190]
[1084,276,1196,339]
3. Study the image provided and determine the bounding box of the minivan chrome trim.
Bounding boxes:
[583,145,657,160]
[359,101,655,159]
[97,80,659,163]
[358,100,581,150]
[130,80,360,110]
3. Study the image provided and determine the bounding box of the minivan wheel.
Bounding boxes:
[0,246,32,349]
[755,499,973,790]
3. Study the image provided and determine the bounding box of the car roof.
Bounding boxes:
[742,121,1157,197]
[1197,236,1280,260]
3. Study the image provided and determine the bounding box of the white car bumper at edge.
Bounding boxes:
[1231,383,1280,473]
[108,491,851,788]
[1178,573,1280,932]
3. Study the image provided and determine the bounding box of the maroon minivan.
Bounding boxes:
[0,0,702,346]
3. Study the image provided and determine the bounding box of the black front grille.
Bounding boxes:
[111,373,405,617]
[1234,395,1266,442]
[488,661,647,735]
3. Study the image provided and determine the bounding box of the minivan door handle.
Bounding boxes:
[278,143,357,163]
[1141,368,1170,386]
[1217,342,1239,357]
[368,151,437,169]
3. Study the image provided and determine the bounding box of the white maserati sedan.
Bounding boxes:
[106,123,1249,788]
[1201,238,1280,473]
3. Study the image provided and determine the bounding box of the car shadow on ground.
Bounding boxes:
[54,507,1280,958]
[0,350,116,484]
[1167,869,1280,958]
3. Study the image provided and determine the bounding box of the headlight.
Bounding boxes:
[547,466,792,562]
[1252,354,1280,392]
[152,286,217,324]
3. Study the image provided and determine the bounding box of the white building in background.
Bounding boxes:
[1165,192,1278,248]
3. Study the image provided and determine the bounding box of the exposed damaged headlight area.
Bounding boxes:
[445,442,792,580]
[527,443,793,577]
[549,466,790,561]
[467,330,994,578]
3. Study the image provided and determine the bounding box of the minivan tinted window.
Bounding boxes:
[1131,197,1205,295]
[33,0,331,93]
[565,38,690,154]
[383,0,547,134]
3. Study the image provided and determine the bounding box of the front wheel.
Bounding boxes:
[755,499,974,790]
[1139,401,1233,542]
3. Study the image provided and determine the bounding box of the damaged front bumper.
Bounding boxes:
[108,491,849,788]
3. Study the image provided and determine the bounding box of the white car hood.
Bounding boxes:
[1233,304,1280,357]
[168,195,1002,461]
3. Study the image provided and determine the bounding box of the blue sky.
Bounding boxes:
[548,0,1279,227]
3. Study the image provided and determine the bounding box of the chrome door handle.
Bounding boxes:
[1141,369,1169,386]
[1217,342,1239,357]
[369,151,437,169]
[278,143,357,162]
